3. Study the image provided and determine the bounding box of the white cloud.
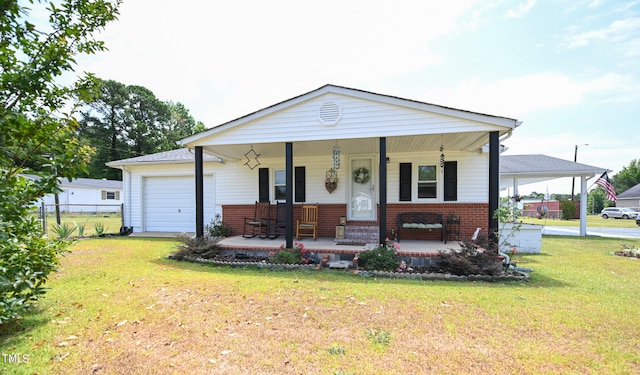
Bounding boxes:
[565,16,640,48]
[417,71,638,119]
[506,0,536,18]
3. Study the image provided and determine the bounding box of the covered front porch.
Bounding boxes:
[179,85,521,248]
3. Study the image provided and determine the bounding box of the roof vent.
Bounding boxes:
[318,101,342,125]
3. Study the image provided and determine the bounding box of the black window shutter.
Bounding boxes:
[258,168,269,202]
[399,163,412,201]
[295,166,306,202]
[444,161,457,201]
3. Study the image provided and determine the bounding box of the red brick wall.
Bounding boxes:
[222,203,488,240]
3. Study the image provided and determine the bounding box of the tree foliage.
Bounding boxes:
[0,0,120,324]
[612,159,640,195]
[78,79,204,179]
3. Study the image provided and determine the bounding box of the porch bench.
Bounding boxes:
[396,212,445,243]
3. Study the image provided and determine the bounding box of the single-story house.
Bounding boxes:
[23,175,123,213]
[108,84,520,246]
[616,183,640,208]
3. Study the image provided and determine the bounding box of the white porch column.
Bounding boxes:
[579,176,587,236]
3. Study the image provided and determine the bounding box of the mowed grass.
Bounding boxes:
[1,236,640,374]
[521,214,639,228]
[44,214,122,237]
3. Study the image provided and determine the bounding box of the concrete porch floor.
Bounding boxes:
[217,235,458,257]
[128,232,460,257]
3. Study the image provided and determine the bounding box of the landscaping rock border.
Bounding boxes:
[170,255,530,282]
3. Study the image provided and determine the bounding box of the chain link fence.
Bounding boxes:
[39,203,124,237]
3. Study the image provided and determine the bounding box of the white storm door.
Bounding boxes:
[348,157,375,221]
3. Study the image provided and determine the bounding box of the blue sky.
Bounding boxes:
[73,0,639,194]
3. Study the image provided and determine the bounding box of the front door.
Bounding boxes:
[348,156,375,221]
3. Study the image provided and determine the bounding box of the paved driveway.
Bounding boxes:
[542,226,640,239]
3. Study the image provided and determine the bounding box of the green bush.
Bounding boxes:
[205,214,232,237]
[560,200,577,220]
[0,174,68,324]
[271,242,308,264]
[357,240,400,272]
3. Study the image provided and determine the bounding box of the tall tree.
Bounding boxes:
[0,0,120,324]
[80,79,130,179]
[612,159,640,194]
[79,79,204,178]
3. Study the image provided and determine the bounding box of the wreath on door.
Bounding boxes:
[353,167,370,184]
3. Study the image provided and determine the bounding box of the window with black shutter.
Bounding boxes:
[399,163,412,201]
[444,161,457,201]
[295,166,306,202]
[258,168,269,202]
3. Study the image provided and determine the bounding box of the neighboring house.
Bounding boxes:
[616,183,640,208]
[109,84,520,242]
[24,175,123,213]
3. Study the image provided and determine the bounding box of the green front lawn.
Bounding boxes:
[521,214,639,228]
[1,236,639,374]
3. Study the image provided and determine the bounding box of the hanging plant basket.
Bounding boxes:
[325,181,337,193]
[325,169,338,193]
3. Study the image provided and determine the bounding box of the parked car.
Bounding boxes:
[600,207,639,219]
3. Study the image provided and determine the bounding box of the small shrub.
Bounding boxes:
[52,223,77,239]
[432,240,503,276]
[172,234,221,261]
[357,239,400,272]
[206,214,232,237]
[270,242,308,264]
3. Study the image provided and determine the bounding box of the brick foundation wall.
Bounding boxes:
[222,203,488,240]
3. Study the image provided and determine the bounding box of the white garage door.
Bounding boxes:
[144,176,200,232]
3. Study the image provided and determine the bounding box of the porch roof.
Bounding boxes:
[179,84,521,161]
[500,154,608,188]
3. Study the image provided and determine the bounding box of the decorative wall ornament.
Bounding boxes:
[440,144,445,172]
[353,167,370,184]
[244,146,261,170]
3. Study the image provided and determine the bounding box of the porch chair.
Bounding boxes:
[267,202,287,239]
[296,203,318,240]
[243,201,270,238]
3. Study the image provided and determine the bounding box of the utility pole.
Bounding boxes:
[43,153,61,225]
[571,144,589,201]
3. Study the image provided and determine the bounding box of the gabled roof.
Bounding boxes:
[106,148,221,167]
[179,84,521,146]
[618,182,640,199]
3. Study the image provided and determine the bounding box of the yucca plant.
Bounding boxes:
[52,223,77,239]
[93,222,108,237]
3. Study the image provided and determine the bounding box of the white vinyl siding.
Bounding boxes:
[201,93,504,146]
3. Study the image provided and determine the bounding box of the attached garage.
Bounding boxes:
[144,176,198,232]
[142,175,216,233]
[106,149,221,234]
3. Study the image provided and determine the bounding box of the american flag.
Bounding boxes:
[595,172,617,202]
